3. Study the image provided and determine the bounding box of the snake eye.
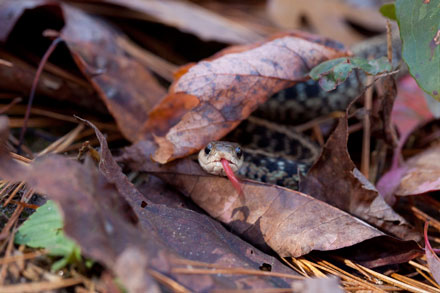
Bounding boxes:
[235,146,242,158]
[204,143,212,155]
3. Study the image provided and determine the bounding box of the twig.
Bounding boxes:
[0,278,83,293]
[0,98,22,115]
[18,37,63,152]
[361,75,374,178]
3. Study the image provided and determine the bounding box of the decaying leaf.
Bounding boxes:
[300,117,418,241]
[122,140,422,267]
[142,32,349,164]
[95,0,263,44]
[0,116,306,291]
[0,1,166,141]
[394,144,440,196]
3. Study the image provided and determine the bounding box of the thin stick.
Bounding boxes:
[391,273,440,293]
[0,250,46,265]
[411,206,440,231]
[18,37,63,152]
[0,278,82,293]
[356,264,431,293]
[361,75,374,178]
[0,97,21,115]
[171,268,304,280]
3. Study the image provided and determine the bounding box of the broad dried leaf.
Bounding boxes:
[0,117,307,291]
[395,144,440,196]
[268,0,387,46]
[300,117,419,241]
[122,142,422,266]
[309,56,392,91]
[94,0,263,44]
[0,1,166,141]
[142,33,348,163]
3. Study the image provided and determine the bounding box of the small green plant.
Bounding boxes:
[309,56,392,91]
[15,200,82,271]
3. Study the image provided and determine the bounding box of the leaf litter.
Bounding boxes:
[1,0,440,291]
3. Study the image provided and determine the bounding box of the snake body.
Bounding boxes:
[199,34,404,190]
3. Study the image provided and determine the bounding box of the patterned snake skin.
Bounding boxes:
[227,34,404,190]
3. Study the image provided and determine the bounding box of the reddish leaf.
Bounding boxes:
[391,76,433,140]
[141,33,349,163]
[122,142,422,266]
[394,144,440,196]
[300,117,419,241]
[424,222,440,285]
[377,76,433,201]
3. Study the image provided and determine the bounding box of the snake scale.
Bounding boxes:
[198,34,404,190]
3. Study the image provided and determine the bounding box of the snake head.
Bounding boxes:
[198,141,244,176]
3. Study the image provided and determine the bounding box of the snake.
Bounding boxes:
[198,34,405,190]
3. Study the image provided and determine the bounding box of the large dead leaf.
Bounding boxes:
[83,0,264,44]
[142,33,348,163]
[0,1,166,142]
[267,0,387,46]
[121,141,422,267]
[0,117,308,291]
[300,117,418,241]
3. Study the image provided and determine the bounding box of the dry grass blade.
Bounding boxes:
[0,98,21,115]
[415,268,440,289]
[117,37,177,82]
[411,206,440,231]
[146,269,190,293]
[311,258,388,292]
[38,124,84,156]
[391,273,440,292]
[0,251,45,266]
[361,75,374,178]
[0,277,83,293]
[171,267,304,280]
[281,257,309,277]
[354,264,432,293]
[3,181,25,207]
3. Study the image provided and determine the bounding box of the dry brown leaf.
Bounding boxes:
[0,116,306,291]
[300,117,419,241]
[92,0,264,44]
[141,32,348,163]
[121,141,422,266]
[268,0,387,46]
[395,144,440,196]
[0,1,166,142]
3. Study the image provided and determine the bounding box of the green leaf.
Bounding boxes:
[380,3,397,21]
[396,0,440,99]
[15,200,82,271]
[309,56,392,91]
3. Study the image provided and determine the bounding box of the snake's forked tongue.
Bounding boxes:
[220,158,243,195]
